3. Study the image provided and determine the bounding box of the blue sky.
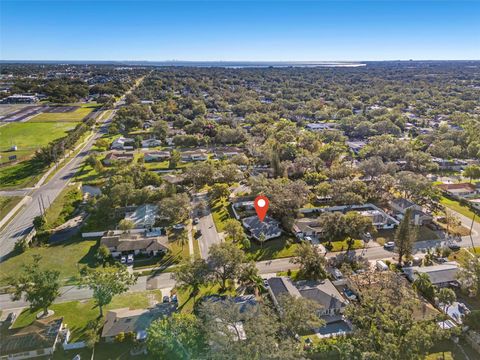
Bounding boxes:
[1,1,479,61]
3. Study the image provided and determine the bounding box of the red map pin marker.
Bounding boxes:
[254,195,269,222]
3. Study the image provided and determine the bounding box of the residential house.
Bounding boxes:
[214,147,243,159]
[0,318,65,360]
[1,94,39,104]
[346,140,367,155]
[144,151,171,162]
[111,136,134,150]
[102,151,134,166]
[124,204,159,229]
[390,198,433,226]
[101,306,175,343]
[180,149,209,162]
[267,277,350,337]
[100,233,169,258]
[358,209,398,229]
[403,262,459,288]
[141,138,162,148]
[305,122,337,131]
[242,216,282,241]
[432,158,468,171]
[437,183,478,199]
[293,217,324,239]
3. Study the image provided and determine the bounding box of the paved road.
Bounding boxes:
[0,272,175,311]
[0,110,115,259]
[192,193,222,258]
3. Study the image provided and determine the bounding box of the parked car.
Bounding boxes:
[163,296,171,303]
[127,254,134,264]
[171,294,178,303]
[332,268,343,280]
[363,232,372,242]
[120,256,127,264]
[343,288,357,301]
[384,241,395,250]
[193,217,200,225]
[173,224,185,230]
[304,236,313,243]
[6,312,17,323]
[447,242,461,251]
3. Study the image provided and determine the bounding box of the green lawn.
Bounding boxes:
[245,235,301,261]
[0,196,22,221]
[12,290,163,342]
[375,226,439,245]
[0,236,98,286]
[211,197,233,232]
[44,184,82,229]
[28,104,98,123]
[0,122,78,163]
[326,239,364,252]
[176,283,236,314]
[440,196,479,223]
[0,159,47,189]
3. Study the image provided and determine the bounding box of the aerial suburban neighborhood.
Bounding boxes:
[1,1,480,359]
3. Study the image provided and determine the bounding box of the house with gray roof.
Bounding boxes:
[390,198,432,226]
[242,215,282,241]
[403,262,459,287]
[100,233,169,258]
[102,306,175,342]
[1,317,64,359]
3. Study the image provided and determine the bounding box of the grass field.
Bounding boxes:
[245,235,300,261]
[12,290,163,342]
[0,236,98,286]
[44,184,82,229]
[28,103,98,123]
[440,196,479,223]
[0,196,22,221]
[0,159,46,189]
[0,122,78,163]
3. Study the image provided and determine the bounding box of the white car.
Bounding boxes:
[173,224,185,230]
[384,241,395,250]
[127,254,134,264]
[120,256,127,264]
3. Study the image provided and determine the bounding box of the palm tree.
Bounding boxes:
[178,230,189,250]
[238,262,264,297]
[413,272,435,301]
[437,287,456,313]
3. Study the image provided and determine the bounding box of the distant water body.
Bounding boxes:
[0,60,366,68]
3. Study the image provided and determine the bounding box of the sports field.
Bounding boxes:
[28,103,99,122]
[0,122,78,164]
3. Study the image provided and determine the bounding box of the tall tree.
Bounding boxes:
[395,208,417,266]
[9,255,60,317]
[457,254,480,296]
[173,258,211,299]
[81,265,137,317]
[413,272,435,301]
[208,242,246,291]
[291,243,327,280]
[223,219,246,243]
[238,261,264,296]
[277,294,325,335]
[147,313,204,360]
[437,287,456,313]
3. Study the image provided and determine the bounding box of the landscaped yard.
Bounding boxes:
[0,236,98,286]
[28,103,99,123]
[176,283,235,314]
[244,235,300,261]
[375,225,439,245]
[0,196,22,221]
[12,290,163,342]
[211,197,234,232]
[440,196,480,223]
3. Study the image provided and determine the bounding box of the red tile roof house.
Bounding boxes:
[437,183,478,199]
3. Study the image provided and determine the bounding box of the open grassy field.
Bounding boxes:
[245,235,301,261]
[0,236,98,286]
[44,184,82,229]
[0,122,78,164]
[28,103,99,123]
[0,196,22,221]
[0,159,46,189]
[12,290,163,342]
